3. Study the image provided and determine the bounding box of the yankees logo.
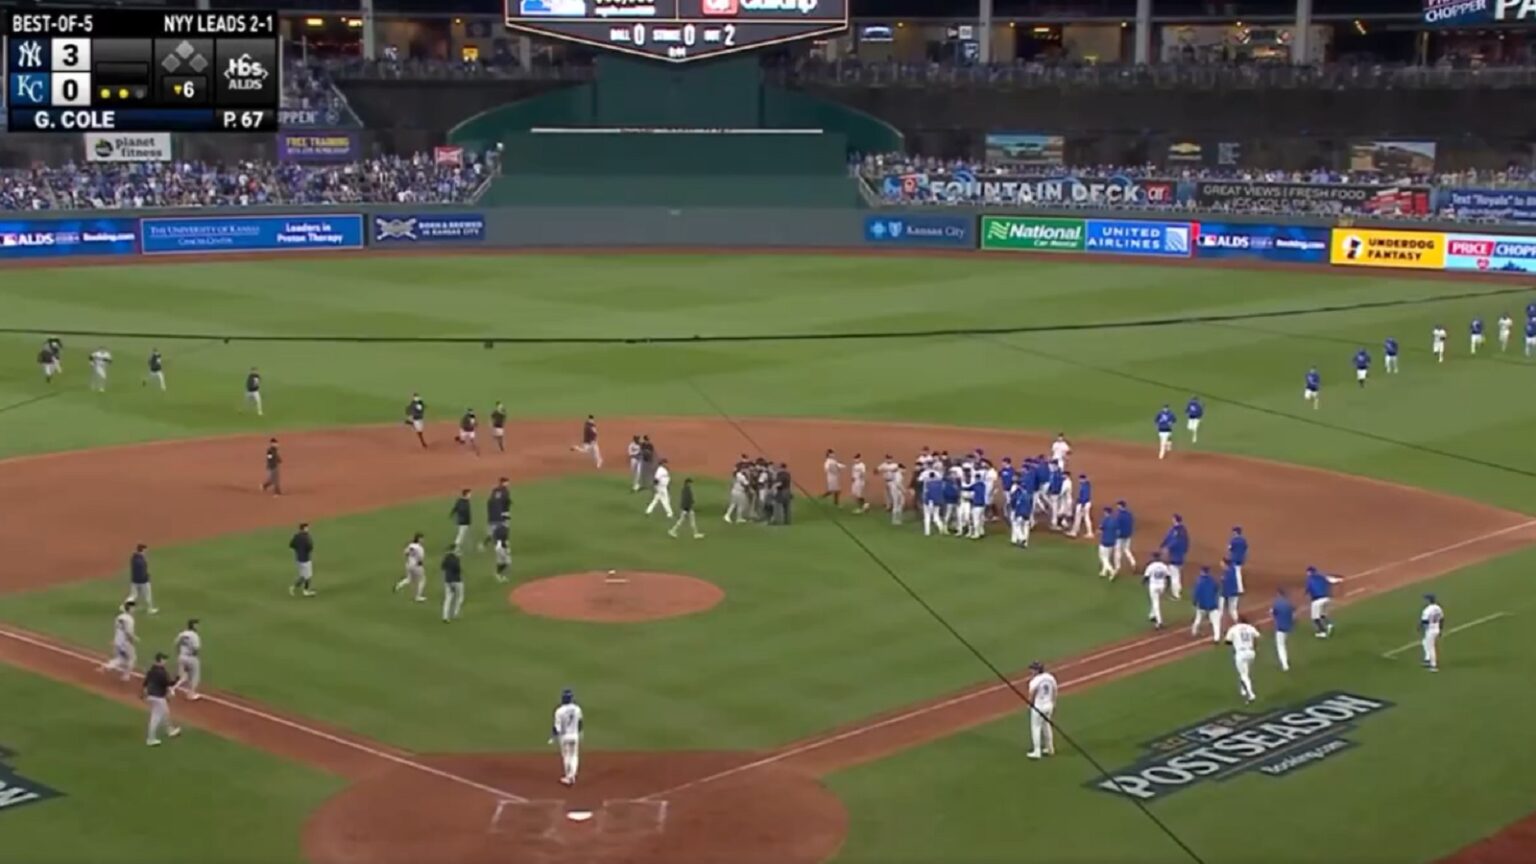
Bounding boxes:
[16,41,44,68]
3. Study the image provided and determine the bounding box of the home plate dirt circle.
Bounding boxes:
[509,572,724,623]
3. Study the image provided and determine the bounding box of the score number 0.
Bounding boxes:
[629,22,736,48]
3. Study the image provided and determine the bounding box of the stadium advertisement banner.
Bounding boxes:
[0,218,138,259]
[1084,219,1193,257]
[1444,233,1536,274]
[883,172,1177,207]
[277,131,359,162]
[141,215,365,256]
[1192,181,1431,216]
[1192,223,1329,263]
[862,215,975,248]
[84,133,171,163]
[1424,0,1492,24]
[980,216,1085,252]
[1329,229,1447,270]
[1443,188,1536,223]
[373,214,488,244]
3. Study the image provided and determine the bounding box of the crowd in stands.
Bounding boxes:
[860,153,1536,190]
[0,151,498,210]
[281,58,358,124]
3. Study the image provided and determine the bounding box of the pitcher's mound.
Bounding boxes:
[510,572,724,623]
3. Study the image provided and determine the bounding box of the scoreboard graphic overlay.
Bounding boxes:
[4,10,279,132]
[506,0,849,62]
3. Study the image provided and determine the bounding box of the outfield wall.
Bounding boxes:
[3,207,1536,278]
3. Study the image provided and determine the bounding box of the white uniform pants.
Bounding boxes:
[442,582,465,621]
[126,582,155,610]
[1010,513,1031,545]
[1423,627,1440,668]
[1098,546,1115,577]
[923,502,944,536]
[560,736,581,781]
[646,487,673,518]
[178,656,201,695]
[1114,539,1136,571]
[1147,584,1165,626]
[1168,565,1183,600]
[146,696,176,743]
[1234,650,1257,699]
[1030,704,1055,756]
[1275,631,1290,671]
[1069,503,1092,537]
[246,391,263,415]
[105,640,136,678]
[1192,608,1222,641]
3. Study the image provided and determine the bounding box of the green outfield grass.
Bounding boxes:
[0,664,340,864]
[1,253,1534,863]
[828,545,1536,864]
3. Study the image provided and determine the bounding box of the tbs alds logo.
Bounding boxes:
[701,0,738,13]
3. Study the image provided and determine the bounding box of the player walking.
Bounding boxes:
[1096,508,1119,578]
[261,438,282,495]
[1303,366,1321,409]
[1025,661,1057,760]
[1191,567,1222,642]
[37,339,61,383]
[1050,434,1071,468]
[645,459,674,518]
[491,402,508,452]
[668,477,705,539]
[1498,313,1514,352]
[1470,317,1486,355]
[483,478,511,548]
[244,367,263,415]
[551,688,584,786]
[395,533,428,600]
[491,520,512,582]
[1525,317,1536,357]
[1271,589,1295,672]
[1419,593,1444,672]
[1143,551,1171,629]
[441,546,465,622]
[1160,514,1190,600]
[449,490,473,551]
[98,601,138,682]
[1353,347,1370,388]
[850,454,869,513]
[404,393,427,448]
[88,346,113,392]
[1384,337,1400,374]
[571,415,602,467]
[1226,615,1261,703]
[1220,557,1243,624]
[142,653,183,747]
[174,619,203,701]
[125,543,158,615]
[289,523,316,597]
[1114,501,1137,572]
[146,349,166,391]
[1432,324,1448,363]
[1185,396,1204,443]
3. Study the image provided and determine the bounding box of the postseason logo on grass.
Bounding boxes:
[1092,692,1394,802]
[0,745,63,815]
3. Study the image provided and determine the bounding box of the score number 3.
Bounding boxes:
[51,39,92,106]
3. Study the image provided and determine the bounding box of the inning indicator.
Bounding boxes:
[4,10,279,132]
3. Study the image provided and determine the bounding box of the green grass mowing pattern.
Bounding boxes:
[0,475,1156,753]
[0,664,340,864]
[826,545,1536,864]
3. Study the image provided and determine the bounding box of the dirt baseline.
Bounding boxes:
[510,571,725,623]
[0,416,1531,864]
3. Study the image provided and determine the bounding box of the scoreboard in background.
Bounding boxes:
[3,10,279,133]
[506,0,848,62]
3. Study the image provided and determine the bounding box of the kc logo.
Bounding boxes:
[10,74,48,106]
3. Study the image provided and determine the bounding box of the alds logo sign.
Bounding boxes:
[1092,692,1393,802]
[0,745,62,815]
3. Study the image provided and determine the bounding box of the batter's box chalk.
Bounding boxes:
[599,799,669,840]
[487,798,566,838]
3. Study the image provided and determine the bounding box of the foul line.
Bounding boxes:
[641,519,1536,801]
[0,625,528,803]
[1382,611,1512,658]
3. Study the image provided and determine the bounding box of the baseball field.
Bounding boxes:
[0,251,1534,864]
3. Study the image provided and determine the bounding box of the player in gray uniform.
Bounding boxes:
[174,619,203,700]
[723,461,751,524]
[491,521,512,583]
[289,523,316,597]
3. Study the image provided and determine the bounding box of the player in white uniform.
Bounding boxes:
[88,347,113,392]
[888,463,907,525]
[821,450,847,507]
[174,619,203,700]
[849,455,869,513]
[627,437,644,492]
[1419,593,1444,672]
[1054,473,1074,531]
[394,533,428,601]
[1432,325,1447,363]
[1025,661,1057,760]
[1226,615,1261,703]
[550,689,584,786]
[644,460,674,519]
[723,464,750,524]
[1142,552,1171,629]
[1050,434,1071,469]
[98,601,138,682]
[1498,314,1514,352]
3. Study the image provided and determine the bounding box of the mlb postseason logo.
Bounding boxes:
[1093,692,1393,802]
[1084,220,1192,257]
[0,745,63,815]
[863,215,974,248]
